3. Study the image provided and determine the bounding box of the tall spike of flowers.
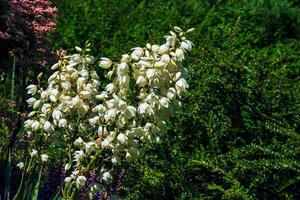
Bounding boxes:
[24,27,194,198]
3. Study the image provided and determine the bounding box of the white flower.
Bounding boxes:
[28,111,36,117]
[41,154,49,162]
[17,162,24,169]
[43,121,52,132]
[117,62,128,74]
[24,119,33,129]
[167,88,176,100]
[50,88,59,97]
[85,141,96,154]
[121,54,131,62]
[23,27,194,188]
[181,40,193,52]
[175,78,189,95]
[48,71,58,82]
[136,76,147,87]
[105,83,115,94]
[146,69,156,80]
[118,74,129,85]
[31,121,40,131]
[151,44,160,52]
[117,133,127,144]
[76,176,86,188]
[76,77,86,88]
[166,36,176,47]
[138,60,152,68]
[80,91,91,99]
[64,177,72,183]
[95,92,108,100]
[71,95,80,106]
[111,156,120,164]
[98,126,107,137]
[102,172,112,183]
[161,54,170,64]
[40,91,48,99]
[61,82,70,90]
[26,85,37,95]
[99,57,112,69]
[74,150,85,162]
[101,138,110,148]
[131,47,143,60]
[125,106,136,118]
[174,72,181,81]
[30,149,38,157]
[154,61,166,68]
[104,109,117,122]
[125,152,133,161]
[80,69,89,80]
[49,95,57,102]
[158,44,169,54]
[92,104,107,114]
[175,48,185,61]
[88,116,100,126]
[41,103,51,114]
[138,102,153,115]
[74,137,84,146]
[52,109,62,121]
[159,97,170,108]
[26,97,36,106]
[58,118,67,128]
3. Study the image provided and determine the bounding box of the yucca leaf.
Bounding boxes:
[30,167,42,200]
[4,149,11,200]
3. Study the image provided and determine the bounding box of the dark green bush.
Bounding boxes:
[49,0,300,199]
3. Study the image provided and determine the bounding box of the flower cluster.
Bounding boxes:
[24,43,99,162]
[24,27,194,198]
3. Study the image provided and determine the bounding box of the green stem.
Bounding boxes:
[69,187,77,200]
[86,148,102,172]
[10,56,16,100]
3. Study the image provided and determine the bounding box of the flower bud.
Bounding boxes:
[75,46,82,52]
[174,26,183,33]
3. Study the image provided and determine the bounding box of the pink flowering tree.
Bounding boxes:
[0,0,57,68]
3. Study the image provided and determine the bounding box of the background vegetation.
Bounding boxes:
[1,0,299,199]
